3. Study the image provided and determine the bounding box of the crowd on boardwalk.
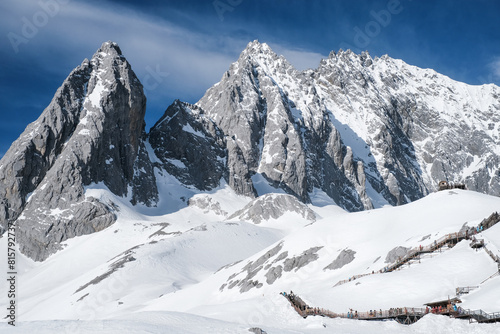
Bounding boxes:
[344,307,428,320]
[281,212,500,324]
[281,291,336,318]
[282,291,427,322]
[335,212,500,288]
[282,291,500,324]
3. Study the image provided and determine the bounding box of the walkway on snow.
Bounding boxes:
[282,212,500,325]
[283,291,500,324]
[334,211,500,287]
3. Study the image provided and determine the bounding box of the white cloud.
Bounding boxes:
[0,0,328,124]
[1,0,248,120]
[489,57,500,79]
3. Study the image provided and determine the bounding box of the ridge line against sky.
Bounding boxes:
[0,0,499,158]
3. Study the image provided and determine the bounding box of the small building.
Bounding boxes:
[438,181,449,191]
[425,297,462,313]
[438,181,466,191]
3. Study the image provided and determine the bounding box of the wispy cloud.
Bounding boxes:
[1,0,330,108]
[488,57,500,79]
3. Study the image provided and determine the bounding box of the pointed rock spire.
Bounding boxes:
[0,41,157,261]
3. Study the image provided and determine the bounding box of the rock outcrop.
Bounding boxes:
[228,193,316,224]
[0,41,157,260]
[185,41,500,210]
[148,100,226,191]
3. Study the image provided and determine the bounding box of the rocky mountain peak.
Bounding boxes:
[242,40,274,56]
[0,41,157,261]
[235,40,294,76]
[97,40,123,55]
[2,40,500,262]
[193,42,500,210]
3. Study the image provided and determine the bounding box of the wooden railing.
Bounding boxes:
[334,211,500,288]
[480,271,500,284]
[455,286,479,296]
[334,232,467,287]
[458,309,500,323]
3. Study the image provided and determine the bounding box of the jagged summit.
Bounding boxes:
[97,40,123,55]
[1,40,499,262]
[194,42,500,209]
[0,41,157,260]
[242,40,273,54]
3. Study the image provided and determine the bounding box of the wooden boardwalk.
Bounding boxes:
[334,211,500,288]
[282,292,428,324]
[283,212,500,325]
[283,292,500,324]
[454,309,500,323]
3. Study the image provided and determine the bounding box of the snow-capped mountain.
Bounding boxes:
[1,40,500,333]
[1,40,500,261]
[0,42,157,261]
[193,41,500,211]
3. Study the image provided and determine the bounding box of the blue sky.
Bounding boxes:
[1,0,499,157]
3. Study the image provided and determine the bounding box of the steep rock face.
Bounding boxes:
[195,42,379,210]
[148,100,226,191]
[192,41,500,210]
[0,42,157,260]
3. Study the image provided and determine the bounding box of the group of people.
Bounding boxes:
[429,303,461,314]
[344,307,427,319]
[281,291,307,313]
[368,309,383,317]
[346,309,358,318]
[466,225,484,237]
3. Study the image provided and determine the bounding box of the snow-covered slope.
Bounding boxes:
[144,190,500,314]
[1,41,500,333]
[2,186,500,333]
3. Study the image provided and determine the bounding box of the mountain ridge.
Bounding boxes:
[0,41,157,260]
[1,40,499,261]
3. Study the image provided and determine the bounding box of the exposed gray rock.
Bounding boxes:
[283,246,323,272]
[131,137,158,206]
[324,249,356,270]
[265,265,283,284]
[240,280,263,293]
[228,193,316,224]
[385,246,411,264]
[224,242,283,293]
[75,244,139,294]
[192,41,500,210]
[148,100,226,191]
[248,328,268,334]
[419,234,432,242]
[241,242,283,274]
[274,251,289,263]
[188,195,228,217]
[0,41,156,261]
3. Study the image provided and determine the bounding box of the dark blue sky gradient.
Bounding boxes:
[1,0,499,157]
